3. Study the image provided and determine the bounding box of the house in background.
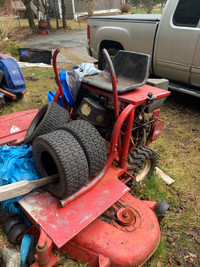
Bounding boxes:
[49,0,125,20]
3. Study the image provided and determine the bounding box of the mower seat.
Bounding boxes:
[82,50,150,94]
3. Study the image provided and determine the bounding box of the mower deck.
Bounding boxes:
[19,166,130,248]
[63,192,160,266]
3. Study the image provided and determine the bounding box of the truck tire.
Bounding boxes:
[99,47,119,70]
[7,223,28,245]
[24,101,70,144]
[61,120,107,177]
[127,146,159,183]
[3,214,23,235]
[32,130,89,199]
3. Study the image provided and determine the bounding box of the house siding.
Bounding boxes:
[66,0,74,19]
[74,0,122,13]
[49,0,122,20]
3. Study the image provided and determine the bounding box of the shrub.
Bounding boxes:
[119,3,132,13]
[0,40,24,57]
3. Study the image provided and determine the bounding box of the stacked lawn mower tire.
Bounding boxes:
[24,101,70,144]
[25,102,107,199]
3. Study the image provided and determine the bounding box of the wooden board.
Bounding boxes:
[0,88,17,100]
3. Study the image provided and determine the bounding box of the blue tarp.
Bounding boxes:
[0,144,39,213]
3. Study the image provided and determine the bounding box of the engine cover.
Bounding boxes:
[77,97,112,127]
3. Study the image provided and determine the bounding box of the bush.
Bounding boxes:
[119,3,132,13]
[0,40,24,57]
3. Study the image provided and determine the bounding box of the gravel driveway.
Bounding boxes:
[21,29,95,65]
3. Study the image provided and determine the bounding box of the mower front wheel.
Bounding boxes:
[127,146,158,183]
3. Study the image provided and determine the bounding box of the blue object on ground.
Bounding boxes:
[0,144,39,213]
[0,54,26,93]
[20,234,35,267]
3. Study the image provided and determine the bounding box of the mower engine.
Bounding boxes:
[76,86,166,146]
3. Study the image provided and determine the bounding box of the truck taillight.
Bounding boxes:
[87,25,90,43]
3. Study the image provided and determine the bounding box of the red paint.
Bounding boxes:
[87,25,90,43]
[38,21,47,35]
[0,109,38,145]
[19,165,130,249]
[120,109,135,168]
[82,83,170,107]
[142,200,158,210]
[61,192,161,266]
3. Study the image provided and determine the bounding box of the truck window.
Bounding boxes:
[173,0,200,28]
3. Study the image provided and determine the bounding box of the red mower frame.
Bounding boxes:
[1,48,170,267]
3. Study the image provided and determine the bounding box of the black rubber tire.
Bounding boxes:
[98,47,119,70]
[32,130,89,199]
[60,120,107,177]
[3,214,23,235]
[127,146,159,183]
[24,101,70,144]
[7,223,28,245]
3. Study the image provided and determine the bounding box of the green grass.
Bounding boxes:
[0,18,87,33]
[131,8,163,14]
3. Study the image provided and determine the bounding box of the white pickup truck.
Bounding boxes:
[87,0,200,97]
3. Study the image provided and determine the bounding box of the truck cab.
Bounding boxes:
[87,0,200,97]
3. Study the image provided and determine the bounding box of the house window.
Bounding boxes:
[173,0,200,28]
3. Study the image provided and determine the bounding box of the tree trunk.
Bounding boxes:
[45,2,51,29]
[147,1,153,14]
[53,0,59,29]
[61,0,67,29]
[23,0,37,32]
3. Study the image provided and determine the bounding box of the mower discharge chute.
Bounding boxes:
[1,49,170,266]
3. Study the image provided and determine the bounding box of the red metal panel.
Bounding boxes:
[82,83,170,106]
[62,193,161,267]
[118,84,170,105]
[0,109,38,144]
[19,166,130,248]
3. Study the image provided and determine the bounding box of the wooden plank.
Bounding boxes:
[155,167,175,185]
[0,174,58,201]
[0,88,17,100]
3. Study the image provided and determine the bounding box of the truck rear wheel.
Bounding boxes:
[99,47,119,70]
[127,146,159,183]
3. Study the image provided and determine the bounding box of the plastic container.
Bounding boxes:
[38,21,47,35]
[19,48,29,62]
[19,48,52,65]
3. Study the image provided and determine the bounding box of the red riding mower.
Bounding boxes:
[0,49,170,266]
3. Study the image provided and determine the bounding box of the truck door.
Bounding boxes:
[153,0,200,85]
[191,33,200,87]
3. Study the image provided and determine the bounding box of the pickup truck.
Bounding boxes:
[87,0,200,97]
